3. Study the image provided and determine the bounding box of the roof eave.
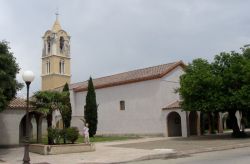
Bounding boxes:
[73,61,186,92]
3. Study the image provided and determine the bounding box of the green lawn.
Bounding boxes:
[31,135,140,144]
[78,135,140,143]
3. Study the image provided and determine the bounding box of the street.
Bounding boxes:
[127,146,250,164]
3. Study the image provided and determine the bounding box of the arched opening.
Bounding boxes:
[189,111,198,135]
[46,60,50,74]
[19,114,33,143]
[19,112,44,144]
[59,60,64,74]
[167,112,182,137]
[47,36,51,53]
[60,36,64,51]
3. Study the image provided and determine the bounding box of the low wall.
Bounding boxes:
[30,143,95,155]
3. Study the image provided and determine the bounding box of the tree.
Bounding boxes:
[0,41,23,111]
[179,58,221,113]
[62,83,72,128]
[84,77,98,137]
[33,91,68,144]
[61,83,72,144]
[179,59,221,134]
[179,47,250,137]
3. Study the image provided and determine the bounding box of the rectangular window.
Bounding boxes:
[120,100,125,110]
[46,61,50,74]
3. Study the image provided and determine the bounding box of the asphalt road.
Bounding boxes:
[127,147,250,164]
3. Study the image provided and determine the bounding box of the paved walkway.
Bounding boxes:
[1,133,250,164]
[0,137,175,164]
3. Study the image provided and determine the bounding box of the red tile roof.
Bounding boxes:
[7,97,35,110]
[73,61,185,92]
[7,98,27,110]
[163,101,181,110]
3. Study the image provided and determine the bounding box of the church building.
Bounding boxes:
[0,16,232,147]
[43,17,225,138]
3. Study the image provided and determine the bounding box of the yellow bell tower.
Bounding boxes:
[41,14,71,90]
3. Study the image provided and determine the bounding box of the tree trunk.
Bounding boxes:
[63,123,66,144]
[229,110,241,137]
[47,113,53,144]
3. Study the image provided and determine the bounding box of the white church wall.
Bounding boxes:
[71,67,185,136]
[158,66,185,134]
[0,110,25,146]
[72,79,165,135]
[159,66,184,106]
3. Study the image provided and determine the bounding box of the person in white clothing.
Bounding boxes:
[83,123,90,144]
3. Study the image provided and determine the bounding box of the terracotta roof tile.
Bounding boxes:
[73,61,185,92]
[7,97,35,110]
[7,98,27,109]
[163,101,181,110]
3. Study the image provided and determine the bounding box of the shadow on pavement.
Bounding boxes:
[112,131,250,151]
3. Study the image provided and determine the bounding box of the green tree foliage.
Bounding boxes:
[33,91,68,144]
[179,46,250,137]
[62,83,72,128]
[0,41,23,111]
[84,77,98,137]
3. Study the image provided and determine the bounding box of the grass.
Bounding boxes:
[78,135,140,143]
[30,135,140,145]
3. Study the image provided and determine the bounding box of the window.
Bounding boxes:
[60,36,64,52]
[120,100,125,110]
[47,36,51,53]
[46,61,50,74]
[59,60,65,74]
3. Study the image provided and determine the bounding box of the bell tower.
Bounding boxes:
[41,14,71,90]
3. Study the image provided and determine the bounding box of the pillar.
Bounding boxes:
[35,115,43,143]
[186,111,190,137]
[197,111,201,136]
[218,112,223,133]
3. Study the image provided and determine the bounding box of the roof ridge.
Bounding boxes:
[73,61,185,92]
[76,61,180,84]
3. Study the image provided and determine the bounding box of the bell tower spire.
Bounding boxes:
[41,14,71,91]
[52,10,62,33]
[55,10,59,20]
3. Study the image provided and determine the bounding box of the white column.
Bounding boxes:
[218,112,224,133]
[197,111,201,136]
[181,110,188,137]
[236,111,241,128]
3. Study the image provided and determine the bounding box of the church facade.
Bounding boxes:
[68,61,191,137]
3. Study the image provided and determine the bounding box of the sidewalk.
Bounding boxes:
[1,134,250,164]
[0,137,175,164]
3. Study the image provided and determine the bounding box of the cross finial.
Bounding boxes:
[55,8,59,20]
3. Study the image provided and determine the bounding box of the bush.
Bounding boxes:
[48,127,61,144]
[65,127,79,144]
[60,129,67,144]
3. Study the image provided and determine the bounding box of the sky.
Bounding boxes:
[1,0,250,96]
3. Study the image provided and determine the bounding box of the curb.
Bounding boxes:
[177,142,250,156]
[82,151,177,164]
[82,143,250,164]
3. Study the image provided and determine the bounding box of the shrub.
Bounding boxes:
[65,127,79,144]
[48,127,61,144]
[60,129,67,144]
